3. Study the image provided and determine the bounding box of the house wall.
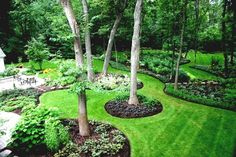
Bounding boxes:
[0,58,5,73]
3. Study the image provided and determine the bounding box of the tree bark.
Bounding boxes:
[81,0,94,81]
[61,0,89,137]
[174,0,187,90]
[194,0,199,64]
[60,0,83,68]
[128,0,142,105]
[102,14,123,75]
[230,8,235,65]
[78,90,90,136]
[222,0,228,76]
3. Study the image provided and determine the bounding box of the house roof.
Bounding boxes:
[0,48,6,58]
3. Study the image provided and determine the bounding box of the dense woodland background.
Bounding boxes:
[0,0,235,63]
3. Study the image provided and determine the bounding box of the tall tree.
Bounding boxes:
[102,0,127,75]
[60,0,89,136]
[128,0,142,105]
[221,0,228,76]
[229,0,236,65]
[194,0,199,63]
[174,0,187,90]
[81,0,94,81]
[60,0,83,67]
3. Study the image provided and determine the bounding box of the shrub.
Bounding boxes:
[170,70,190,83]
[0,65,19,78]
[210,56,220,69]
[25,35,50,70]
[9,108,69,154]
[45,118,70,152]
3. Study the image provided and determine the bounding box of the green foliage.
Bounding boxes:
[210,56,220,69]
[79,121,126,157]
[25,35,50,70]
[45,118,70,152]
[9,107,69,153]
[171,70,190,83]
[46,60,85,87]
[53,142,81,157]
[0,88,39,113]
[114,93,161,107]
[0,65,19,78]
[165,83,236,111]
[0,96,36,112]
[92,74,130,92]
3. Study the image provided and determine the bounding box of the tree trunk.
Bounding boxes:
[128,0,142,105]
[78,90,90,136]
[81,0,94,81]
[60,0,83,68]
[222,0,228,77]
[102,14,123,75]
[174,0,187,90]
[230,9,235,65]
[194,0,199,64]
[61,0,89,137]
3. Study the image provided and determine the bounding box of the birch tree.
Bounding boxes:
[102,0,127,75]
[61,0,90,136]
[128,0,142,105]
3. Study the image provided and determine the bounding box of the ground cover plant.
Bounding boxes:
[55,120,130,157]
[0,88,40,114]
[109,49,190,82]
[0,65,19,78]
[165,79,236,111]
[105,93,162,118]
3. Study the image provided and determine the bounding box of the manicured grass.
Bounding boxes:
[181,52,224,80]
[40,59,236,157]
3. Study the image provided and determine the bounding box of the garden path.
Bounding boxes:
[0,111,20,157]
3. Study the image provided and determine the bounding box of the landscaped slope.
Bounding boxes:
[40,59,236,157]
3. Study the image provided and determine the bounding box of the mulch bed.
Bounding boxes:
[105,100,163,118]
[62,119,130,157]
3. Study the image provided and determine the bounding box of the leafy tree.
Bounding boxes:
[25,35,50,70]
[102,0,127,75]
[81,0,94,81]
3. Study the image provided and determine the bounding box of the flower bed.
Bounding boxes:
[164,80,236,111]
[93,73,143,91]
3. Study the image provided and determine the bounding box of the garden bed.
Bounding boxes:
[164,80,236,111]
[57,120,130,157]
[93,73,143,91]
[190,65,236,78]
[105,94,163,118]
[108,49,190,83]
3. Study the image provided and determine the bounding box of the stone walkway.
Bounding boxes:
[0,112,20,157]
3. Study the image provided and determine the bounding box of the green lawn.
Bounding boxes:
[40,59,236,157]
[181,52,224,80]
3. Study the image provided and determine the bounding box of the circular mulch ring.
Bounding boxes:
[61,119,130,157]
[105,98,163,118]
